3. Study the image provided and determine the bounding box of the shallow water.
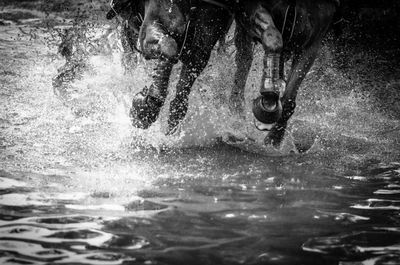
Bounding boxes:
[1,2,400,265]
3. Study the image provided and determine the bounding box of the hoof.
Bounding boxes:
[130,89,163,129]
[252,95,282,124]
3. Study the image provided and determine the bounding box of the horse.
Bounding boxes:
[54,0,338,148]
[121,0,234,135]
[131,0,338,147]
[232,0,339,146]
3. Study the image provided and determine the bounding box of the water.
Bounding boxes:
[1,1,400,264]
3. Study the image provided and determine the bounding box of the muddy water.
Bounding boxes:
[1,2,400,265]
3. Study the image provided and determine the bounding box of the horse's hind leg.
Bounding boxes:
[229,24,254,116]
[52,27,91,97]
[265,41,321,147]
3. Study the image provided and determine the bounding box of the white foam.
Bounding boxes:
[65,204,126,211]
[344,176,367,181]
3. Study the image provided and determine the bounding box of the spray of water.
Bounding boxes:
[1,2,400,185]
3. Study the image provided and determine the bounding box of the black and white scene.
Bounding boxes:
[0,0,400,264]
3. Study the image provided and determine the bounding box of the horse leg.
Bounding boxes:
[229,24,254,116]
[52,27,91,95]
[130,59,173,129]
[166,52,211,135]
[120,24,139,73]
[248,5,285,127]
[265,41,321,147]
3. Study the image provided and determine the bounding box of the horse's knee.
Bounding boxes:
[254,6,283,52]
[261,28,283,53]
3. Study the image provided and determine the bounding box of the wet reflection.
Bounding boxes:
[0,164,399,264]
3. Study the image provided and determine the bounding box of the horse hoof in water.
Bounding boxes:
[130,87,163,129]
[252,95,282,125]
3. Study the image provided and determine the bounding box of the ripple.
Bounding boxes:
[33,215,97,224]
[55,252,134,265]
[373,189,400,195]
[351,199,400,210]
[339,254,400,265]
[0,240,69,261]
[316,210,370,223]
[0,224,114,247]
[303,231,400,258]
[212,210,270,223]
[0,192,88,207]
[0,241,133,265]
[102,234,150,250]
[0,193,51,206]
[125,199,169,212]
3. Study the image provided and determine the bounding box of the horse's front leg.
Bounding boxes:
[229,24,254,116]
[265,42,321,147]
[120,24,139,73]
[166,52,211,135]
[130,59,174,129]
[248,5,285,129]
